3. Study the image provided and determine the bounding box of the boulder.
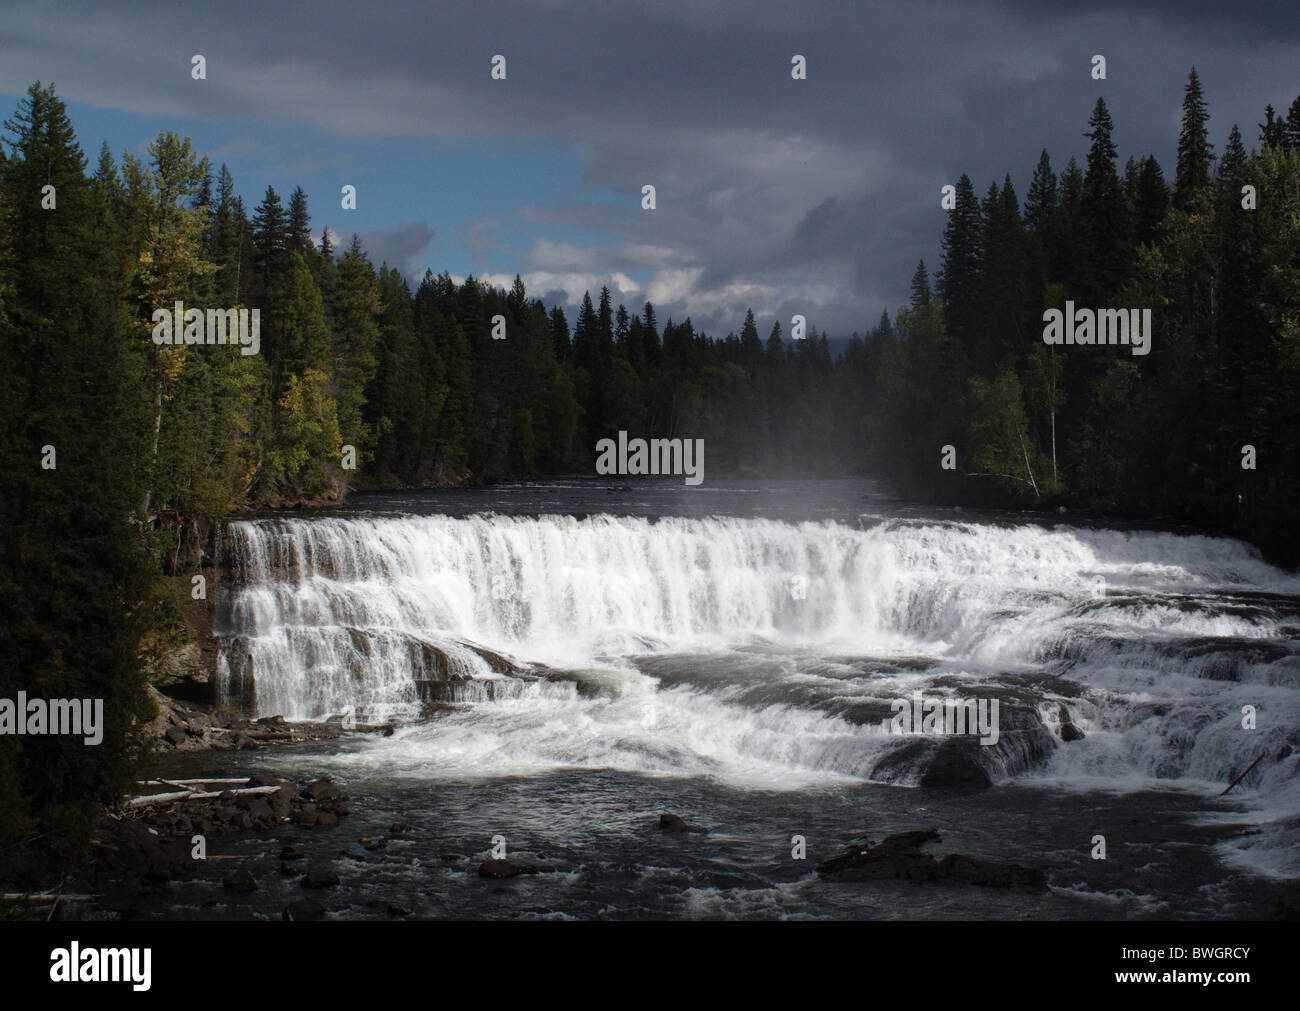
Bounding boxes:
[366,899,411,917]
[302,779,342,803]
[301,867,340,889]
[164,726,189,747]
[1058,704,1085,742]
[221,869,257,894]
[919,739,993,789]
[283,898,325,921]
[816,829,1046,889]
[658,812,706,833]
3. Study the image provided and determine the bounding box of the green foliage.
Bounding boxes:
[889,72,1300,564]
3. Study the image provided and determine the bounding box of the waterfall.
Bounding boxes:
[215,511,1300,857]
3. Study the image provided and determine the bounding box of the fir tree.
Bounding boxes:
[1175,67,1213,209]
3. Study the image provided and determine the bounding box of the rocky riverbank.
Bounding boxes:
[13,773,358,921]
[141,686,346,753]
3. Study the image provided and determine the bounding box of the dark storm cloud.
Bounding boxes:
[999,0,1300,43]
[1,0,1295,336]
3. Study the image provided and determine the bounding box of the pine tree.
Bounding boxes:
[1259,104,1286,149]
[329,243,381,475]
[641,301,660,364]
[548,304,569,361]
[1054,156,1086,289]
[1175,67,1213,209]
[976,176,1026,373]
[0,83,153,879]
[252,185,288,301]
[937,173,981,354]
[1129,155,1169,247]
[1082,97,1130,300]
[287,186,311,256]
[909,260,931,307]
[1286,94,1300,150]
[1023,150,1057,237]
[740,307,762,361]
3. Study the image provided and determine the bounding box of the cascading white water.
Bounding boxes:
[221,512,1297,675]
[217,510,1300,870]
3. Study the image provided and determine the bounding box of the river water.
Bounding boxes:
[147,479,1300,919]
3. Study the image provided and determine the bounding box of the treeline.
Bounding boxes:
[870,70,1300,565]
[0,82,871,882]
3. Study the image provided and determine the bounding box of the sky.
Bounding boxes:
[1,0,1297,339]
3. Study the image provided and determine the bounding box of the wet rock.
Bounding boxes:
[1058,705,1085,742]
[269,784,296,818]
[222,869,257,894]
[283,898,326,921]
[316,810,339,828]
[919,739,993,789]
[293,804,319,828]
[390,822,414,834]
[302,779,342,802]
[366,899,411,917]
[244,797,275,823]
[164,726,189,747]
[659,812,706,833]
[280,844,305,861]
[816,829,1046,889]
[301,867,340,889]
[478,859,522,878]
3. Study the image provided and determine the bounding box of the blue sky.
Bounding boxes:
[55,99,643,302]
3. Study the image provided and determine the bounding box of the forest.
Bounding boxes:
[1,69,1297,886]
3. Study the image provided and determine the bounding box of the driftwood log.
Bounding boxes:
[125,785,281,809]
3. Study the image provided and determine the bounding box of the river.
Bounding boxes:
[144,478,1300,919]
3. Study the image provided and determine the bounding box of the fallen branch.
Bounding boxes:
[2,893,96,902]
[137,777,252,788]
[126,785,281,809]
[1219,754,1265,796]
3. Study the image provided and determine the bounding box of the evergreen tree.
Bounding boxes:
[937,173,981,365]
[0,83,153,880]
[287,186,311,256]
[251,185,288,309]
[1129,155,1169,247]
[1259,104,1286,149]
[1175,67,1214,209]
[1081,97,1130,301]
[1284,94,1300,150]
[909,260,931,307]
